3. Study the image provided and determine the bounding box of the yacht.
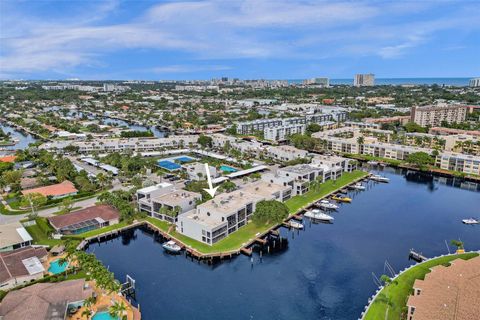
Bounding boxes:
[289,221,304,229]
[352,183,366,190]
[331,194,352,203]
[162,240,182,253]
[370,174,390,183]
[317,199,339,210]
[462,218,479,225]
[304,209,334,222]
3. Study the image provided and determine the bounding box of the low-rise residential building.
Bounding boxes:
[311,154,357,172]
[265,145,308,162]
[21,180,78,199]
[0,222,33,252]
[275,164,324,195]
[184,162,218,181]
[0,246,48,290]
[437,152,480,175]
[47,205,120,235]
[40,135,199,153]
[141,189,202,223]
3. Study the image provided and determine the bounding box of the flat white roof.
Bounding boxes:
[226,165,269,178]
[137,182,173,193]
[22,256,45,275]
[16,227,33,242]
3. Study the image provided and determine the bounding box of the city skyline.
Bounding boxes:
[1,0,480,80]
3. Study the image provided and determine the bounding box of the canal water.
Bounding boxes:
[0,123,37,150]
[87,167,480,320]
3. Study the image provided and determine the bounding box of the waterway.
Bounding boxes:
[0,122,37,151]
[86,167,480,320]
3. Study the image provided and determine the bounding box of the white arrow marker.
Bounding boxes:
[203,163,218,198]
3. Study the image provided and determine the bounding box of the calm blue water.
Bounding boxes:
[87,167,480,320]
[48,259,69,274]
[0,123,37,150]
[289,78,471,86]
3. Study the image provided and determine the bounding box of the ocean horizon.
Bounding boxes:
[289,77,472,86]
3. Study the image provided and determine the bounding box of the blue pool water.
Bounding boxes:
[87,167,480,320]
[92,311,119,320]
[157,160,181,171]
[48,259,68,274]
[174,156,195,163]
[220,165,238,172]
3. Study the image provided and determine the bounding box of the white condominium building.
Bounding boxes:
[469,77,480,87]
[264,124,305,141]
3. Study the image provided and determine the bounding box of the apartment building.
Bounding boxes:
[236,114,335,135]
[275,164,324,195]
[137,183,202,223]
[265,145,309,162]
[177,182,290,245]
[264,124,305,141]
[410,104,467,127]
[437,152,480,175]
[41,135,199,153]
[469,77,480,87]
[354,74,375,86]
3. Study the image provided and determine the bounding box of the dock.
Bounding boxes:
[409,249,428,262]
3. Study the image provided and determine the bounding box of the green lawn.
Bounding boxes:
[285,170,368,213]
[146,216,273,254]
[72,220,132,239]
[364,252,479,320]
[25,223,63,247]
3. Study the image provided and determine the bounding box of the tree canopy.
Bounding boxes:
[252,200,289,224]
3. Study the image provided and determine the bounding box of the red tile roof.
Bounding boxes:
[0,155,17,163]
[48,204,120,230]
[21,180,78,197]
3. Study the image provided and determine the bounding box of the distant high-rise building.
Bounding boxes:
[354,74,375,87]
[469,78,480,87]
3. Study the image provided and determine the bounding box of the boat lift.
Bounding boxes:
[121,274,136,299]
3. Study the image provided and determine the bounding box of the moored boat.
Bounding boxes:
[304,209,334,222]
[462,218,479,225]
[331,194,352,203]
[289,221,304,229]
[370,174,390,183]
[317,199,339,210]
[162,240,182,253]
[351,183,366,190]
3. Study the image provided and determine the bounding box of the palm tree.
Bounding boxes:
[109,301,127,319]
[83,296,96,309]
[81,308,93,320]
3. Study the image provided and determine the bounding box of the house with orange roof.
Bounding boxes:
[22,180,78,199]
[0,155,17,163]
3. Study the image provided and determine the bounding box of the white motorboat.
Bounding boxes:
[162,240,182,253]
[304,209,334,222]
[370,174,390,183]
[352,183,366,190]
[462,218,479,225]
[367,161,379,165]
[317,199,339,210]
[289,221,304,229]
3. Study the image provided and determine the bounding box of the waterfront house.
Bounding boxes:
[0,246,48,290]
[0,279,94,320]
[47,205,120,235]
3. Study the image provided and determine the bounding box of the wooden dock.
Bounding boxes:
[409,249,428,262]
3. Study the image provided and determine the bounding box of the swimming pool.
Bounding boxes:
[92,311,119,320]
[220,165,238,173]
[157,160,181,171]
[48,259,69,274]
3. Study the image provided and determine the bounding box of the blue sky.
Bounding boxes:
[1,0,479,80]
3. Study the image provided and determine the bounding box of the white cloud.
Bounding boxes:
[0,0,479,77]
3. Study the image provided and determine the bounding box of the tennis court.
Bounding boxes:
[174,156,196,163]
[157,160,182,171]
